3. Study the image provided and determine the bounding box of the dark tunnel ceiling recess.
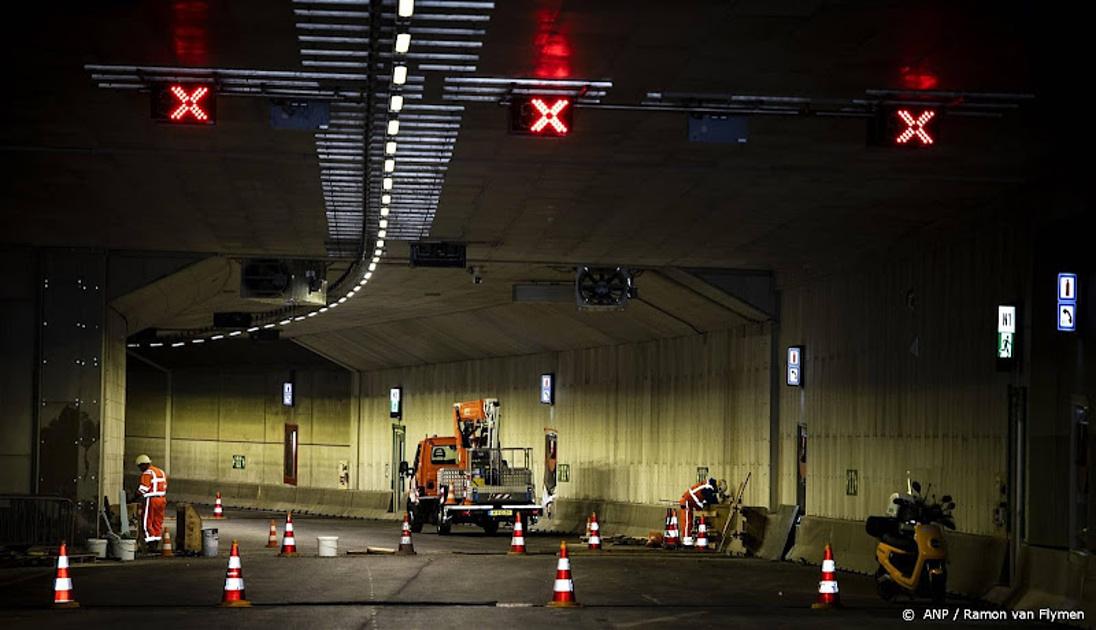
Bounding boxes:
[2,1,1033,270]
[2,0,1044,365]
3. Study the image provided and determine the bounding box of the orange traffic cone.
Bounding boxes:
[547,541,580,607]
[212,491,224,519]
[219,540,251,607]
[661,508,672,544]
[265,520,279,548]
[161,528,175,557]
[587,512,602,550]
[51,541,79,608]
[811,544,842,609]
[663,510,680,549]
[279,512,299,557]
[695,516,708,551]
[396,512,416,555]
[508,512,527,555]
[682,511,695,548]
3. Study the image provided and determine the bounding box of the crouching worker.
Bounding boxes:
[679,477,722,545]
[135,454,168,552]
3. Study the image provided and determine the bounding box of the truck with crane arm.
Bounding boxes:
[401,398,542,534]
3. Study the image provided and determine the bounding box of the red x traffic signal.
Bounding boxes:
[151,82,216,125]
[510,96,572,137]
[868,105,938,148]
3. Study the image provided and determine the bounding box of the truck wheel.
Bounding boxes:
[406,502,424,533]
[438,522,451,535]
[482,520,499,536]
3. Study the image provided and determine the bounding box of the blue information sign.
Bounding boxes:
[1058,273,1078,332]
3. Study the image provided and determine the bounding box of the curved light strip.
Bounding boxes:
[127,1,419,350]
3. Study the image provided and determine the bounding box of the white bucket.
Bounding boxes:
[202,528,219,557]
[117,539,137,562]
[86,538,108,559]
[317,536,339,557]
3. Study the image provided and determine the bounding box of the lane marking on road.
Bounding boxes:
[614,610,706,628]
[641,594,661,605]
[496,602,535,608]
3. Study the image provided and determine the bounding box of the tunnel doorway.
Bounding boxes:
[1071,396,1091,550]
[796,424,807,511]
[391,423,406,513]
[284,424,299,486]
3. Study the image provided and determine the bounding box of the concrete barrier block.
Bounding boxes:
[785,516,876,574]
[1013,545,1095,625]
[787,516,1008,599]
[943,531,1007,597]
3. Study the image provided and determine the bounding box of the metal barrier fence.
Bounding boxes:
[0,495,76,548]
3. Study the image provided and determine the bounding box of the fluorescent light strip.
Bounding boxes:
[395,33,411,53]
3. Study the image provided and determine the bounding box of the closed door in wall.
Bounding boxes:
[284,423,299,486]
[392,423,405,512]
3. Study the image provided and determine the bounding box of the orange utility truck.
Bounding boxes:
[402,399,541,534]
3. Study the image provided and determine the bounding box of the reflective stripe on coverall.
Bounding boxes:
[138,465,168,543]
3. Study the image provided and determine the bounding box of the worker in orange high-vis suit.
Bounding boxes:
[135,454,168,552]
[679,478,721,544]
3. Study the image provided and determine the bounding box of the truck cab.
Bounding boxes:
[404,399,541,534]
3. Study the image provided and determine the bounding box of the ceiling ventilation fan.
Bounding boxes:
[575,266,636,311]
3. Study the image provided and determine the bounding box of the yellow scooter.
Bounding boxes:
[865,481,956,603]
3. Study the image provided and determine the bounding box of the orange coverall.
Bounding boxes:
[138,465,168,543]
[679,480,717,541]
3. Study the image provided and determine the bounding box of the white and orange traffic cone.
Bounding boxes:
[52,541,78,608]
[695,516,708,551]
[587,512,602,551]
[266,520,279,548]
[811,544,842,609]
[161,528,175,557]
[661,508,672,545]
[212,491,225,519]
[508,512,527,555]
[279,512,299,557]
[663,510,680,549]
[547,541,580,607]
[219,540,251,607]
[397,512,416,555]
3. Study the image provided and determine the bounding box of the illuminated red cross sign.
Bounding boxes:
[510,96,573,137]
[170,85,210,122]
[894,108,935,145]
[530,98,570,134]
[151,82,216,125]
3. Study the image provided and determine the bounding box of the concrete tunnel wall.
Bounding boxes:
[357,323,773,512]
[777,222,1030,537]
[125,364,354,490]
[117,219,1029,543]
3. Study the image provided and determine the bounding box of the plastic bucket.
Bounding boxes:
[86,538,108,559]
[317,536,339,557]
[117,539,137,562]
[202,528,219,557]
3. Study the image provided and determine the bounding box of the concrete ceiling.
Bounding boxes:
[3,1,1052,370]
[0,0,327,256]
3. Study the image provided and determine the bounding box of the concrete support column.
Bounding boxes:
[350,370,361,490]
[37,249,108,541]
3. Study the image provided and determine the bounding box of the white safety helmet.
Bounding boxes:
[135,454,152,466]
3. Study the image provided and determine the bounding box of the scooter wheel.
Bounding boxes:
[929,567,947,604]
[875,567,898,601]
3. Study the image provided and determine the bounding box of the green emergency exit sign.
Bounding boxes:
[997,305,1016,360]
[232,454,246,469]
